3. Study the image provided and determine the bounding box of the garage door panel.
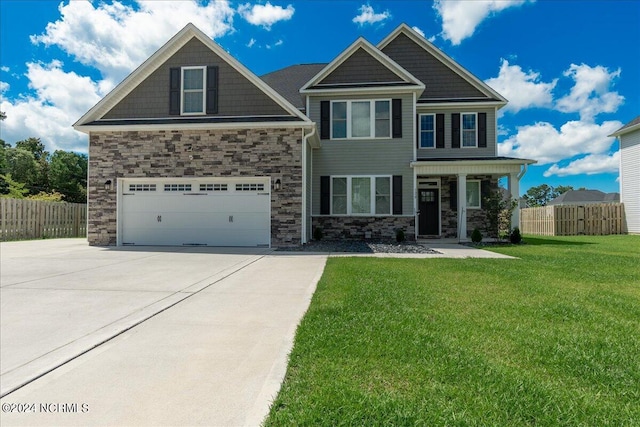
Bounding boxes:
[120,179,271,247]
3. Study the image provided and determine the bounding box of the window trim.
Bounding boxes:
[466,179,481,209]
[181,66,206,116]
[330,175,392,216]
[330,99,392,140]
[461,112,478,148]
[419,113,436,149]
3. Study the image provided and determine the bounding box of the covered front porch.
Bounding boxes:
[411,157,535,241]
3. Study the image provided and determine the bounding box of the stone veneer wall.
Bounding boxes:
[311,216,415,241]
[88,128,302,247]
[440,175,498,238]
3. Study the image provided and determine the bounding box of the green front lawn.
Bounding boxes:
[265,235,640,426]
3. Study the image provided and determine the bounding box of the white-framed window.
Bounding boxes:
[466,180,481,209]
[164,183,192,192]
[331,176,392,215]
[331,100,391,139]
[181,66,206,115]
[419,114,435,149]
[461,113,477,147]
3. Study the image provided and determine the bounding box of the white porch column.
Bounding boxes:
[457,173,467,241]
[509,173,520,230]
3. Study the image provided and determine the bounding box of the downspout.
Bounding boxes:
[301,125,317,244]
[517,163,528,180]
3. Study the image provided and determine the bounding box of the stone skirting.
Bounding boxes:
[88,128,303,247]
[439,175,498,238]
[312,216,415,241]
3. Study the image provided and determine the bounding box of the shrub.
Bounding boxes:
[396,229,406,243]
[313,227,323,241]
[510,227,522,244]
[471,228,483,243]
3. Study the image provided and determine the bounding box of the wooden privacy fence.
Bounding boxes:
[520,203,625,236]
[0,198,87,241]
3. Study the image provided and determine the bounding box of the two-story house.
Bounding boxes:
[74,23,534,247]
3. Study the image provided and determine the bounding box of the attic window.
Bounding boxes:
[182,67,206,115]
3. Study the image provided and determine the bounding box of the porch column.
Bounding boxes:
[509,173,520,230]
[457,173,467,241]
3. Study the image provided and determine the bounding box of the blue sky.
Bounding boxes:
[1,0,638,195]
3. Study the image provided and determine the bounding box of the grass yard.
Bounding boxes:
[265,235,640,426]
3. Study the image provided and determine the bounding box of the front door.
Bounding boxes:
[418,189,439,235]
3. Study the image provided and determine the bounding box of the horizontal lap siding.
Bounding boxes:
[309,94,414,215]
[318,48,404,85]
[416,107,496,158]
[104,38,288,119]
[621,131,640,233]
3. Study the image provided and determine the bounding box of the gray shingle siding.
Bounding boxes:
[308,93,414,215]
[104,37,289,119]
[416,107,496,158]
[382,33,487,101]
[318,48,405,85]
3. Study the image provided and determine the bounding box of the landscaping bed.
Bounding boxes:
[278,240,441,254]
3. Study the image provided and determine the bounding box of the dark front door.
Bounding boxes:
[419,189,439,235]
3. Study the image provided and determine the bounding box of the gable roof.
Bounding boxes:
[300,36,424,95]
[74,23,310,130]
[378,24,507,105]
[548,190,620,205]
[609,115,640,137]
[261,63,327,111]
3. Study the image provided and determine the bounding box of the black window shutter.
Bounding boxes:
[206,66,219,114]
[436,113,445,148]
[481,180,491,205]
[392,175,402,215]
[416,114,420,148]
[320,176,330,215]
[320,101,330,139]
[450,181,457,211]
[169,68,180,115]
[451,113,460,148]
[392,99,402,138]
[478,112,487,148]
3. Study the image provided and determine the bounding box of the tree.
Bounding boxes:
[16,138,46,161]
[523,184,574,207]
[0,111,6,121]
[483,189,518,239]
[49,150,88,203]
[0,174,29,198]
[4,148,37,189]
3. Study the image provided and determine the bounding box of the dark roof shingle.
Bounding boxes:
[261,63,327,111]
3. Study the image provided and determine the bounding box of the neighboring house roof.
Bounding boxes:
[300,36,425,95]
[74,23,311,131]
[609,115,640,137]
[378,24,507,105]
[261,63,327,111]
[548,190,620,205]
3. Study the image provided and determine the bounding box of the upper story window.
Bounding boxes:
[170,66,218,116]
[331,100,391,139]
[182,67,206,115]
[462,113,477,147]
[419,114,435,149]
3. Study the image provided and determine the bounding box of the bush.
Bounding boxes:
[313,227,323,241]
[471,228,483,243]
[510,227,522,244]
[396,229,406,243]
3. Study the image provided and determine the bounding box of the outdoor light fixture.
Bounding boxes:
[274,178,282,191]
[104,180,112,191]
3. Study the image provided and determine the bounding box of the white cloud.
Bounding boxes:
[275,39,283,47]
[31,0,235,84]
[555,63,624,121]
[412,26,425,37]
[352,4,391,26]
[499,120,622,165]
[0,81,9,93]
[247,38,257,48]
[238,2,294,30]
[544,151,620,177]
[434,0,531,45]
[1,61,107,152]
[1,66,9,73]
[485,59,557,113]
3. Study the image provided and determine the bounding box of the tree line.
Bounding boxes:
[0,136,88,204]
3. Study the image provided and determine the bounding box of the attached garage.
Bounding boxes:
[118,178,271,247]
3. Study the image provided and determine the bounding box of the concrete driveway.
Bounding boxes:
[0,239,327,426]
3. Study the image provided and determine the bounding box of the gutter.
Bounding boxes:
[301,125,317,244]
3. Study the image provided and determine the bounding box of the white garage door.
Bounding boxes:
[120,178,270,247]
